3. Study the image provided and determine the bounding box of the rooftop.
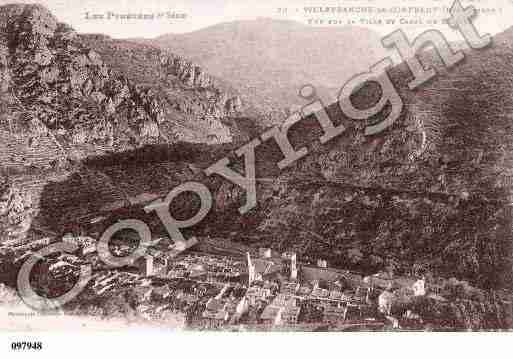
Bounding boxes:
[260,305,283,321]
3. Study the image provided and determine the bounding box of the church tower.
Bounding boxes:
[290,253,298,281]
[247,252,255,286]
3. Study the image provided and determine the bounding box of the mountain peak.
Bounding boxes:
[0,3,252,171]
[147,19,386,119]
[0,3,59,38]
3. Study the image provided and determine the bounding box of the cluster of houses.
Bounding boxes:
[48,232,433,329]
[186,248,421,329]
[164,253,246,282]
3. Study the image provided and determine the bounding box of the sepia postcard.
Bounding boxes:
[0,0,512,357]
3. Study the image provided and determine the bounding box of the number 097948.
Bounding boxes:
[10,341,43,350]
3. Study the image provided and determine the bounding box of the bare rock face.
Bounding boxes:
[162,56,214,88]
[0,43,10,93]
[0,3,243,165]
[0,177,33,242]
[79,34,245,145]
[18,4,58,37]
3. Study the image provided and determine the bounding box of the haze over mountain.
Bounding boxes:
[141,19,387,122]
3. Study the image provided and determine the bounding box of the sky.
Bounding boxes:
[1,0,511,40]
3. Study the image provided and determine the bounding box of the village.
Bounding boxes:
[44,231,450,331]
[7,221,510,332]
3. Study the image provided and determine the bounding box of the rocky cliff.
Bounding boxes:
[0,4,248,175]
[0,177,33,243]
